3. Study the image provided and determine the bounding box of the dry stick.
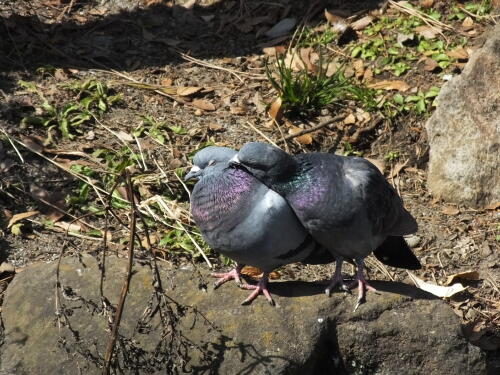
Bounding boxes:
[243,121,278,147]
[102,169,136,375]
[276,114,345,144]
[0,128,25,163]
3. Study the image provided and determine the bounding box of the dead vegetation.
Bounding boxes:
[0,0,499,371]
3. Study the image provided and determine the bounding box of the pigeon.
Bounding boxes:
[185,146,322,305]
[231,142,420,308]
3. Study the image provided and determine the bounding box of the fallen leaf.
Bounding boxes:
[299,47,317,73]
[160,78,173,86]
[391,160,409,178]
[415,25,441,39]
[442,206,460,215]
[208,123,223,131]
[21,136,44,153]
[353,59,365,79]
[324,9,348,33]
[408,272,466,298]
[192,99,216,111]
[462,17,474,31]
[351,15,373,31]
[288,126,313,145]
[116,130,134,143]
[268,97,283,122]
[7,211,39,228]
[241,266,280,280]
[484,201,500,210]
[344,113,356,124]
[419,0,434,8]
[265,18,296,38]
[363,68,373,82]
[230,106,246,115]
[365,158,386,174]
[447,47,469,60]
[176,86,203,96]
[262,45,286,57]
[422,57,439,71]
[445,270,480,286]
[396,32,414,46]
[368,80,410,91]
[30,184,66,222]
[54,221,81,233]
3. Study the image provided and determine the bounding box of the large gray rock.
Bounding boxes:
[426,23,500,208]
[1,255,486,374]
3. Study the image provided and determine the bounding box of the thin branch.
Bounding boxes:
[276,114,344,144]
[102,169,136,374]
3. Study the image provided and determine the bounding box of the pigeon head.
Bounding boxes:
[185,146,237,181]
[231,142,295,183]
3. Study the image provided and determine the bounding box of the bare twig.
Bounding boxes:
[243,121,279,147]
[276,114,345,144]
[102,169,136,374]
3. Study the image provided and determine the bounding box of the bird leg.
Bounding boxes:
[211,263,244,289]
[349,258,378,311]
[325,259,350,297]
[240,272,275,306]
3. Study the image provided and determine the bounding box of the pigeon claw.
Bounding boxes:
[239,274,274,306]
[211,267,243,289]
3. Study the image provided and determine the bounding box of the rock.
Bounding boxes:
[425,23,500,208]
[0,262,15,274]
[1,255,486,374]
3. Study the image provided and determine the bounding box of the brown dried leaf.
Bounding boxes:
[484,201,500,210]
[365,158,386,174]
[208,122,223,131]
[30,184,67,222]
[177,86,203,96]
[415,25,441,39]
[391,160,409,178]
[353,59,365,79]
[462,17,474,31]
[422,57,439,71]
[192,99,216,111]
[351,15,373,31]
[288,126,313,145]
[21,136,44,153]
[263,46,286,57]
[7,211,39,228]
[363,68,373,83]
[299,47,317,73]
[268,97,283,122]
[419,0,434,9]
[445,270,480,286]
[161,77,173,86]
[447,47,469,60]
[241,266,280,280]
[324,9,348,33]
[230,106,246,115]
[344,113,356,124]
[442,206,460,215]
[368,80,410,92]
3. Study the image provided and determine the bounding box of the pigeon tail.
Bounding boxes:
[373,236,421,270]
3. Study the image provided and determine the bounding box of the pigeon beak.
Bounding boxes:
[228,154,241,166]
[184,165,201,181]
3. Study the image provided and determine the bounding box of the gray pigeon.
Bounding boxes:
[185,146,321,305]
[231,142,420,308]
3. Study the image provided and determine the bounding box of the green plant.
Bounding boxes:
[266,51,378,116]
[298,27,338,48]
[343,141,363,156]
[385,151,400,161]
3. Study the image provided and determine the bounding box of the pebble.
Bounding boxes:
[480,242,492,257]
[405,234,421,248]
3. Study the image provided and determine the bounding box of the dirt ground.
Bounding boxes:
[0,0,499,370]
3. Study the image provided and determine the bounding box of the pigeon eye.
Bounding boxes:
[208,159,216,166]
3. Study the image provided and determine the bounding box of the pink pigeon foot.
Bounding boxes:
[240,272,275,306]
[211,263,244,289]
[348,258,378,311]
[325,259,351,297]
